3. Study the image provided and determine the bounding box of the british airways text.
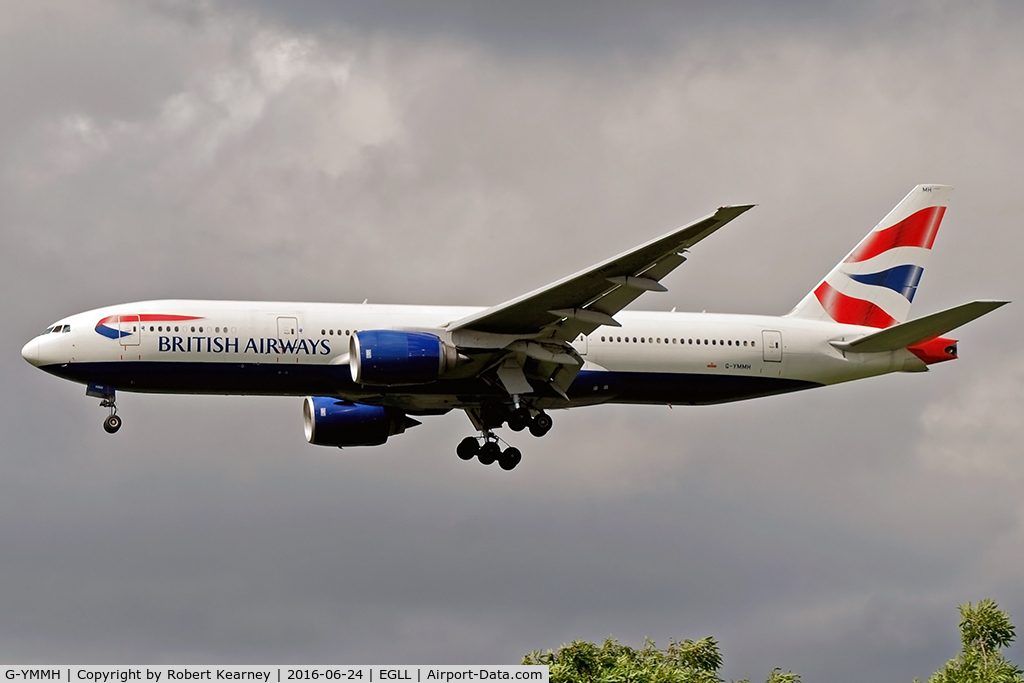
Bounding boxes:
[157,336,332,355]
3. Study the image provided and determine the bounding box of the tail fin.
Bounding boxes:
[787,185,953,328]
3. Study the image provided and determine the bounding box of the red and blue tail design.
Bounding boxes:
[787,185,953,328]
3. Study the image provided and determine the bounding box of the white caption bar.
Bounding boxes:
[2,668,547,683]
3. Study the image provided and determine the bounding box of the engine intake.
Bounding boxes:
[350,330,459,385]
[303,397,420,447]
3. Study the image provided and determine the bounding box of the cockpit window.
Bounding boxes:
[62,325,71,333]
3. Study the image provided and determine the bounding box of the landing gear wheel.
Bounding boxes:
[103,414,122,434]
[529,412,552,437]
[507,408,530,432]
[457,437,480,461]
[499,447,522,471]
[478,441,501,465]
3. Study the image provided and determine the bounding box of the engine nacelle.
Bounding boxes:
[303,397,420,447]
[350,330,458,386]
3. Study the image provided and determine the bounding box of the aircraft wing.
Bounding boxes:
[448,204,754,342]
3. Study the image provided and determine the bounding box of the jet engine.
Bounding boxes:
[350,330,460,385]
[303,396,420,447]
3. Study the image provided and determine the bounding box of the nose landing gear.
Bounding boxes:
[88,383,121,434]
[102,410,122,434]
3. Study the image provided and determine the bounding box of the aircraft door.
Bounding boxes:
[278,317,298,339]
[572,333,588,356]
[762,330,782,362]
[118,315,140,346]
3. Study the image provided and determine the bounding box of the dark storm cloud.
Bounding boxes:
[2,1,1024,681]
[205,0,931,59]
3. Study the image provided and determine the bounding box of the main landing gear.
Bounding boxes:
[456,409,552,471]
[504,408,552,437]
[457,435,522,470]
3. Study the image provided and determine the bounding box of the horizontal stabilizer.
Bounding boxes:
[832,300,1009,353]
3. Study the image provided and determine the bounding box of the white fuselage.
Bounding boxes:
[23,299,926,411]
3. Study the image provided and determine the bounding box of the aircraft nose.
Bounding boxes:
[21,339,39,366]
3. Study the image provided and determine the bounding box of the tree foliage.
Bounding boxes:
[919,599,1024,683]
[522,599,1022,682]
[522,637,799,683]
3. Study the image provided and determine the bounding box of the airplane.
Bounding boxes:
[21,185,1008,471]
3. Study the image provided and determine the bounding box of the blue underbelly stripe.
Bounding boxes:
[40,362,821,407]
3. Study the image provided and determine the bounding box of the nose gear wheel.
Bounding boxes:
[99,396,122,434]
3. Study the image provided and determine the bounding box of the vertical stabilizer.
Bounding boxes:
[787,184,953,328]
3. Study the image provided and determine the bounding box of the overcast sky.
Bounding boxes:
[3,1,1024,680]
